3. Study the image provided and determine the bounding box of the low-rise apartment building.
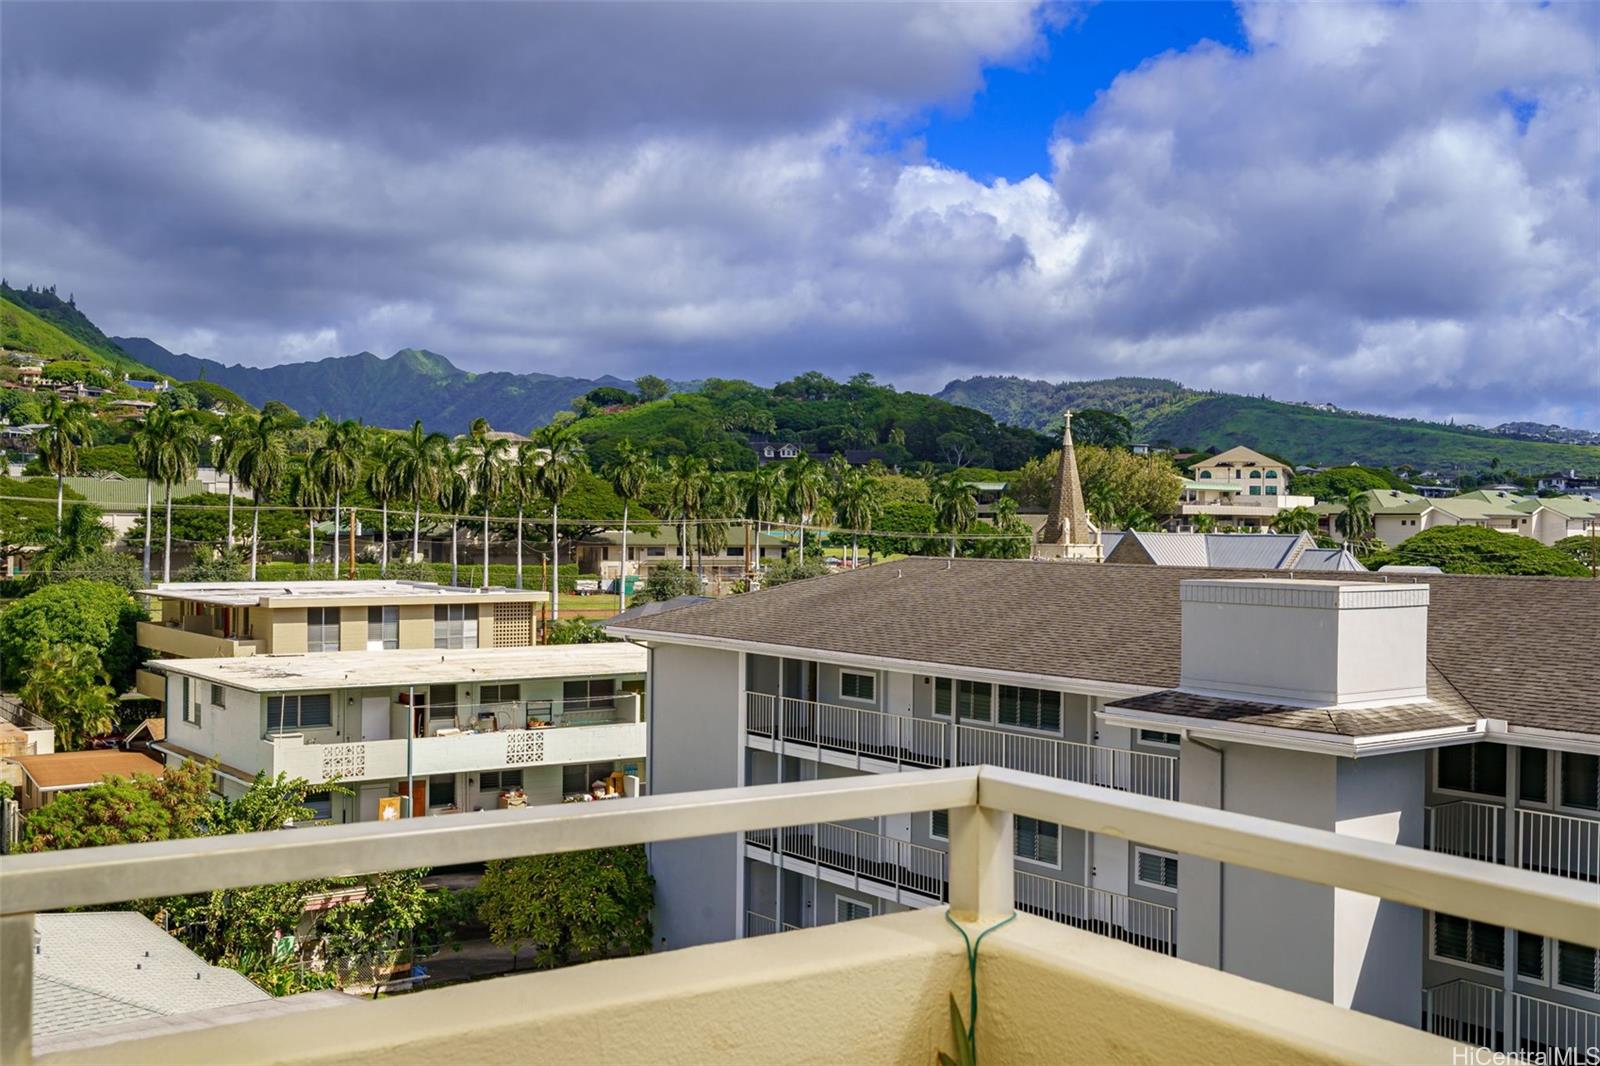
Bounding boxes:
[1181,446,1316,531]
[611,558,1598,1048]
[151,643,647,823]
[1317,490,1600,548]
[135,580,549,704]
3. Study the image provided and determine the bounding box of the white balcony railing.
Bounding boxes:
[956,723,1176,800]
[1014,869,1175,956]
[745,910,778,937]
[1424,979,1502,1047]
[1517,808,1599,883]
[1424,980,1600,1056]
[1513,992,1600,1056]
[2,766,1596,1065]
[745,822,947,902]
[1426,800,1502,864]
[744,692,950,770]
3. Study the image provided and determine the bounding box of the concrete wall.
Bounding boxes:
[647,642,743,952]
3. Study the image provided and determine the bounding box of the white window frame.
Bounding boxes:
[1012,816,1061,871]
[366,605,399,651]
[1555,751,1600,817]
[180,677,201,727]
[1551,940,1600,999]
[1427,911,1508,977]
[209,683,226,709]
[1513,745,1553,811]
[1133,846,1179,893]
[1137,729,1181,750]
[1432,744,1509,802]
[306,606,341,653]
[838,670,876,705]
[834,895,873,923]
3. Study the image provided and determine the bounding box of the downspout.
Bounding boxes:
[1188,734,1226,973]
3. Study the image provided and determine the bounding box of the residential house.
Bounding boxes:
[1317,490,1600,548]
[152,643,648,821]
[11,750,166,811]
[1103,531,1365,572]
[610,558,1599,1046]
[1180,446,1315,531]
[575,523,793,587]
[748,439,807,465]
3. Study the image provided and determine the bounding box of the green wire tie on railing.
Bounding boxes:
[943,908,1017,1066]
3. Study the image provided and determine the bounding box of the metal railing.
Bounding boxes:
[957,724,1176,800]
[1426,800,1502,864]
[421,692,641,735]
[2,766,1596,1066]
[745,910,778,937]
[745,822,947,902]
[1423,979,1502,1047]
[1512,991,1600,1056]
[1014,869,1175,955]
[1517,808,1599,882]
[744,692,950,770]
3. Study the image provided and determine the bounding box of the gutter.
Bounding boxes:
[1094,705,1488,758]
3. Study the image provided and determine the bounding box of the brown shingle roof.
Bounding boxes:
[14,751,166,790]
[611,557,1600,737]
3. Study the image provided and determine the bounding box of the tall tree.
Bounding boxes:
[663,455,710,574]
[132,407,204,583]
[463,418,510,588]
[830,468,876,568]
[931,473,978,557]
[233,412,289,580]
[1272,506,1320,536]
[603,439,652,610]
[531,423,586,620]
[508,442,541,590]
[783,454,828,564]
[738,464,784,567]
[36,395,93,529]
[436,446,472,586]
[396,420,449,565]
[20,642,116,751]
[292,466,329,577]
[315,419,366,577]
[364,435,403,575]
[1335,489,1375,549]
[215,412,254,548]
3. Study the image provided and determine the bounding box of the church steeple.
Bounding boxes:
[1039,409,1092,546]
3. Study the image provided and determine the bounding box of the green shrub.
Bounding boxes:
[1364,526,1589,577]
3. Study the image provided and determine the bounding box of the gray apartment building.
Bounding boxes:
[609,558,1599,1054]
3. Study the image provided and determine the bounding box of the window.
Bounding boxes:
[1556,942,1600,994]
[1266,470,1278,479]
[835,897,873,923]
[564,761,617,795]
[302,791,334,823]
[181,677,200,726]
[1265,486,1278,495]
[563,677,617,708]
[1249,470,1262,479]
[428,775,456,809]
[646,547,666,557]
[929,810,948,840]
[367,606,398,650]
[210,683,225,708]
[1519,747,1550,805]
[1139,730,1181,748]
[998,686,1061,733]
[726,546,743,557]
[266,694,334,733]
[840,672,876,703]
[433,604,479,649]
[430,685,458,720]
[480,769,524,791]
[1517,931,1546,981]
[479,684,520,705]
[1249,486,1261,495]
[1135,848,1179,891]
[1437,743,1506,797]
[307,607,340,653]
[1432,913,1505,971]
[1199,470,1212,479]
[1560,753,1599,811]
[935,679,992,722]
[1014,816,1059,866]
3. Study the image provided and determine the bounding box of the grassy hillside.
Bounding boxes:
[939,374,1599,475]
[0,285,156,376]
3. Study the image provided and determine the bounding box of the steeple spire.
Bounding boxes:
[1039,409,1092,546]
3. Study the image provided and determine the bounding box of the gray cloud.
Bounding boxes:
[1,1,1595,427]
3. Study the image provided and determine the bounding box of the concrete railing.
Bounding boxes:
[2,766,1597,1065]
[136,621,260,659]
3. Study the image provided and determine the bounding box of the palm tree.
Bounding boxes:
[436,447,472,586]
[214,413,253,548]
[1273,506,1319,537]
[32,504,112,576]
[130,411,161,584]
[36,396,93,530]
[694,471,736,575]
[292,466,329,578]
[931,473,978,557]
[19,642,116,752]
[395,420,449,565]
[234,412,289,579]
[738,464,784,568]
[140,408,203,582]
[783,454,828,564]
[508,442,542,590]
[463,418,510,588]
[315,419,366,578]
[603,439,652,609]
[1335,490,1375,549]
[531,423,586,619]
[364,435,403,575]
[663,455,709,565]
[830,468,876,568]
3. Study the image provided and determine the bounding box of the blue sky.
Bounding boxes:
[917,2,1247,181]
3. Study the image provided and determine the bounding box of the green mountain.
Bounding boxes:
[113,337,633,434]
[0,284,158,377]
[938,375,1600,475]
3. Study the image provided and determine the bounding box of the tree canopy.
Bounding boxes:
[0,579,145,691]
[1364,526,1590,576]
[477,846,654,970]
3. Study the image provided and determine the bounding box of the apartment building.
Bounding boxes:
[134,580,549,704]
[1181,446,1316,531]
[610,558,1598,1048]
[151,643,647,823]
[1317,489,1600,548]
[573,525,791,587]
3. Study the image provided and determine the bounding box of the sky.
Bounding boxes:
[2,1,1596,429]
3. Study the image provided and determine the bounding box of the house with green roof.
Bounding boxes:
[1315,487,1599,548]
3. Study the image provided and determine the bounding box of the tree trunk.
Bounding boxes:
[619,502,629,611]
[55,473,64,529]
[798,517,806,564]
[333,491,341,577]
[250,502,261,579]
[515,507,524,590]
[162,481,174,582]
[308,513,316,578]
[413,499,422,563]
[450,522,458,586]
[380,502,389,574]
[142,480,154,584]
[482,508,491,588]
[550,505,560,621]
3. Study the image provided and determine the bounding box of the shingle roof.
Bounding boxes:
[610,557,1600,737]
[1104,676,1478,738]
[15,750,165,790]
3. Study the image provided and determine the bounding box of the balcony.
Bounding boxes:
[3,767,1594,1065]
[137,621,261,659]
[1426,800,1598,882]
[1424,979,1600,1057]
[742,693,1176,799]
[134,669,166,702]
[1013,868,1175,956]
[745,822,947,906]
[267,695,645,785]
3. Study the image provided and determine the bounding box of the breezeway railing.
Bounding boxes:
[2,766,1596,1065]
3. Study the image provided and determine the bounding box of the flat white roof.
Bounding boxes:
[154,644,647,692]
[142,580,549,608]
